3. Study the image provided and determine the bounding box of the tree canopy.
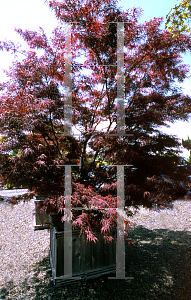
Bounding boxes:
[1,0,191,241]
[166,0,191,35]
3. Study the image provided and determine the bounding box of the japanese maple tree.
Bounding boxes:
[1,0,191,242]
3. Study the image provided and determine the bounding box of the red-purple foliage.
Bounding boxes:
[0,0,191,242]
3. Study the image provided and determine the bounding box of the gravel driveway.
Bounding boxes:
[0,196,191,299]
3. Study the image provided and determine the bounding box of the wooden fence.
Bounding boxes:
[33,199,117,286]
[49,216,116,286]
[34,199,50,230]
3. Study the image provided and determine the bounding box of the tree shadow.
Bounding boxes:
[0,227,191,299]
[124,226,191,300]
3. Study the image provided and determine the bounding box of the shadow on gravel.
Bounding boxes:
[1,227,191,300]
[125,226,191,300]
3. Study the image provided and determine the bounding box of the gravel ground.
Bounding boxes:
[0,197,191,299]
